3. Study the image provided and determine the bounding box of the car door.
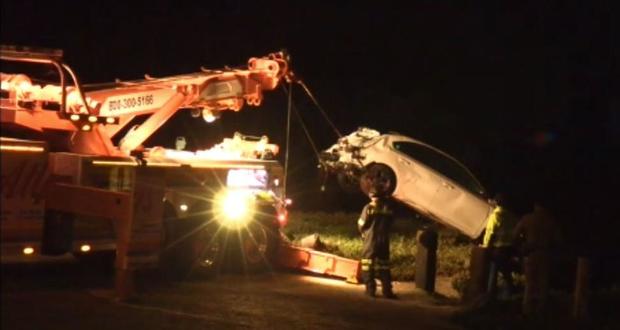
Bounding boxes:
[390,139,444,218]
[391,140,492,238]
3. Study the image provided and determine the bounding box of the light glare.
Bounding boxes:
[202,109,217,123]
[223,191,249,220]
[214,189,255,228]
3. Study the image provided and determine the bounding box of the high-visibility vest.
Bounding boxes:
[483,206,519,247]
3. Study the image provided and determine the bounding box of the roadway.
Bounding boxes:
[1,260,462,329]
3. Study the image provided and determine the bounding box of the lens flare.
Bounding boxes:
[213,189,255,228]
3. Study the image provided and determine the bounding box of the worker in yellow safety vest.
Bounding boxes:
[482,193,520,299]
[358,189,396,299]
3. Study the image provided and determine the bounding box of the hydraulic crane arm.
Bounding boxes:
[81,52,289,155]
[1,47,289,156]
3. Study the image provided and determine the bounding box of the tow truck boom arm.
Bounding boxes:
[0,47,289,156]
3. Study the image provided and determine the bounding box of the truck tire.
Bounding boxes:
[241,221,279,272]
[360,163,397,196]
[159,204,219,280]
[218,221,280,274]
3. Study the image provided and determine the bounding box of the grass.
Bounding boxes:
[284,212,620,328]
[282,211,473,284]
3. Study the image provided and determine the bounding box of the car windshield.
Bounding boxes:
[392,141,485,195]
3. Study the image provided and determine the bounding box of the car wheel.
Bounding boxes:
[360,163,397,196]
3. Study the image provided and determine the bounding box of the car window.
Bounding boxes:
[392,141,484,195]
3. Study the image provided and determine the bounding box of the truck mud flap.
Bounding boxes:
[275,244,361,283]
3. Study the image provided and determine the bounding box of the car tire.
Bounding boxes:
[360,163,397,196]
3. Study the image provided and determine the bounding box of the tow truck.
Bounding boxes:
[1,46,363,297]
[0,45,298,292]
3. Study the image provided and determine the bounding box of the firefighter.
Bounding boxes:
[481,193,519,299]
[358,189,396,299]
[513,202,561,317]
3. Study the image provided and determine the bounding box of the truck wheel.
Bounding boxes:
[219,221,279,273]
[241,222,279,272]
[360,163,397,196]
[159,204,219,280]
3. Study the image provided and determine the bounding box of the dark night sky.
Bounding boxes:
[1,1,617,244]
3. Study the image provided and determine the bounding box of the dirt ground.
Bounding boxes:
[1,259,463,330]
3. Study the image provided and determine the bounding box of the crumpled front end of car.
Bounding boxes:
[320,127,381,169]
[319,127,384,193]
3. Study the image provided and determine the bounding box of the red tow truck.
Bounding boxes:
[0,46,362,298]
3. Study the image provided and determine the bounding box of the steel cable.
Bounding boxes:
[281,85,322,162]
[295,79,342,138]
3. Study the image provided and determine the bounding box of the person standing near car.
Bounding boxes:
[513,202,561,317]
[358,188,397,299]
[482,193,520,300]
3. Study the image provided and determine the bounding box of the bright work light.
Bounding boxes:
[202,109,220,123]
[213,189,256,229]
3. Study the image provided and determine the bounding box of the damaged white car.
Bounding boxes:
[320,127,493,239]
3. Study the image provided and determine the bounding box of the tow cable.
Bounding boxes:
[296,79,342,138]
[283,78,293,199]
[281,71,343,194]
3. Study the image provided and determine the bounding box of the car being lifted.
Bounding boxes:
[320,127,493,239]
